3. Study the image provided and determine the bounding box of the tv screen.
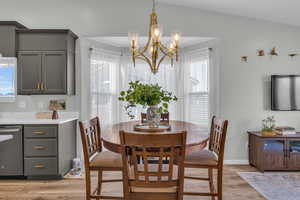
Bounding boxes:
[271,75,300,111]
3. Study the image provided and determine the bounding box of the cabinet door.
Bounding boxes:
[18,51,42,95]
[42,51,67,94]
[0,126,23,176]
[286,139,300,170]
[262,139,286,170]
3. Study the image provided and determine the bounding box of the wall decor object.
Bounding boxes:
[288,53,298,59]
[241,56,248,62]
[269,47,278,56]
[49,100,66,110]
[257,49,265,56]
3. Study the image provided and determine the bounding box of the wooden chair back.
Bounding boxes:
[120,131,187,199]
[208,116,229,165]
[79,117,102,169]
[141,112,170,124]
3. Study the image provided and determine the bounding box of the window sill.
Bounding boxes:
[0,97,16,103]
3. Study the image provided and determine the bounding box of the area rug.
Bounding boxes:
[238,172,300,200]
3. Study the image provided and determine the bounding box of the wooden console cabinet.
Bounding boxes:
[248,131,300,172]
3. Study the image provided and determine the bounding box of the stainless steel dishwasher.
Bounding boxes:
[0,126,23,176]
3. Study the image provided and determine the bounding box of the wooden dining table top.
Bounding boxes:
[102,120,210,153]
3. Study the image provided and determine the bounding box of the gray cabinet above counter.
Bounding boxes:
[16,29,78,95]
[0,21,78,95]
[0,21,27,57]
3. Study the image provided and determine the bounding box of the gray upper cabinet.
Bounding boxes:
[0,22,27,57]
[42,51,67,94]
[17,51,42,95]
[16,29,78,95]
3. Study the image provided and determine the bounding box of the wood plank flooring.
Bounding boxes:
[0,165,265,200]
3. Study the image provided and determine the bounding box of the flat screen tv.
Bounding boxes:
[271,75,300,111]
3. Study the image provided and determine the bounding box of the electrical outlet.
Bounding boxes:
[18,101,26,109]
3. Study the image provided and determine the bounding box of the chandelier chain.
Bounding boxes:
[152,0,156,12]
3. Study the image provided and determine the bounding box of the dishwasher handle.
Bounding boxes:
[0,128,21,133]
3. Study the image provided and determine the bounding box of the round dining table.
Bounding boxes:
[102,120,210,153]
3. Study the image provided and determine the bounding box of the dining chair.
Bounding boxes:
[141,112,170,124]
[119,130,187,200]
[79,117,123,200]
[183,116,229,200]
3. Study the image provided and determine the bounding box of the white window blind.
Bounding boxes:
[184,50,210,127]
[90,50,119,128]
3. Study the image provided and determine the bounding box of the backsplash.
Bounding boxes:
[0,95,79,112]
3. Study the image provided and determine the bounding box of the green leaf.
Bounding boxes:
[120,91,126,96]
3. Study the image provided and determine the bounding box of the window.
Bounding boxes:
[90,51,119,127]
[185,51,209,127]
[89,47,211,128]
[0,58,16,102]
[120,58,179,122]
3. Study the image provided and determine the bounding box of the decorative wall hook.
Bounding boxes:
[269,47,278,56]
[241,56,248,63]
[288,53,298,59]
[257,49,265,56]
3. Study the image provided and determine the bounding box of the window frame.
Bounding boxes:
[0,57,17,102]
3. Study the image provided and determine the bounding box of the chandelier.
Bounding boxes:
[129,0,181,74]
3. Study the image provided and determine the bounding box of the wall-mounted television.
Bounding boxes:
[271,75,300,111]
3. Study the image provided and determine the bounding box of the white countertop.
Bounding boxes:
[0,112,79,125]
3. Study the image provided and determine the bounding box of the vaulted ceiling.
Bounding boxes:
[159,0,300,27]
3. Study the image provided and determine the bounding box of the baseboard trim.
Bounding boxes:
[224,160,249,165]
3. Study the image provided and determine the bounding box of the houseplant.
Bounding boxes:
[262,116,276,136]
[118,81,178,127]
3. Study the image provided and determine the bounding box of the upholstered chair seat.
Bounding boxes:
[90,151,123,169]
[184,150,218,168]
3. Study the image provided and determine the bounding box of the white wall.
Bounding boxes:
[1,0,300,161]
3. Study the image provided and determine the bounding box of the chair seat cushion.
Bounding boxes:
[90,151,122,169]
[184,150,218,167]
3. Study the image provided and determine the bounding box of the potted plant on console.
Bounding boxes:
[262,116,277,136]
[118,81,177,128]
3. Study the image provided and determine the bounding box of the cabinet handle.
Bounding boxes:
[41,83,45,91]
[32,131,45,135]
[34,164,45,169]
[34,146,46,150]
[37,83,41,90]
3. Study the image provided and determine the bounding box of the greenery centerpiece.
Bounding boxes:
[262,116,276,136]
[118,81,178,127]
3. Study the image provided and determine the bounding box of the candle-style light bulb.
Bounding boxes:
[171,32,181,45]
[128,32,139,48]
[151,24,163,42]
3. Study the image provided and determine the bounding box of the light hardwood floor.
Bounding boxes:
[0,165,265,200]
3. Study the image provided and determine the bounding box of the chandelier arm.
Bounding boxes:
[159,42,169,52]
[157,54,168,71]
[158,42,175,57]
[136,53,152,68]
[139,39,151,54]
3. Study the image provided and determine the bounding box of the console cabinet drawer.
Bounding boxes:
[24,157,57,176]
[24,139,57,157]
[24,125,57,138]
